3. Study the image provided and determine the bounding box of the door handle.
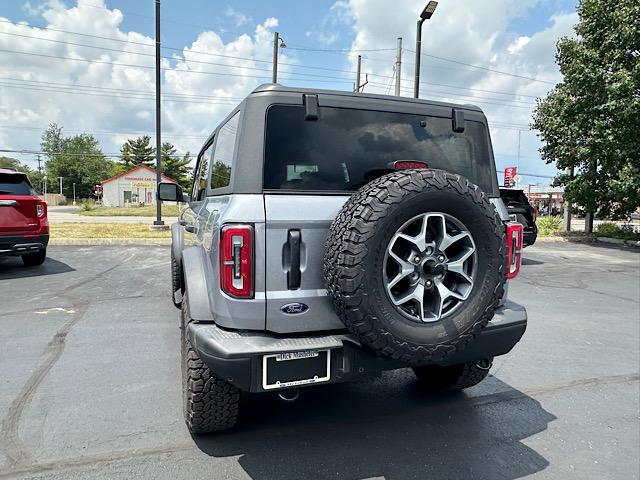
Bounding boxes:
[184,224,195,233]
[286,230,301,290]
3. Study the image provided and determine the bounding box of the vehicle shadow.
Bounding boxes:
[193,373,554,480]
[521,257,545,266]
[0,255,74,279]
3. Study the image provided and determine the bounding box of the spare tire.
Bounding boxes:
[324,169,506,364]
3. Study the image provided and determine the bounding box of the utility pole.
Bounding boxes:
[272,32,279,83]
[395,37,402,96]
[154,0,164,226]
[43,176,47,197]
[414,1,438,98]
[354,56,368,93]
[59,176,63,195]
[36,154,42,173]
[72,182,76,206]
[516,130,521,172]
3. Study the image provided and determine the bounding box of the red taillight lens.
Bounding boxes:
[393,161,428,170]
[505,222,523,279]
[36,202,46,218]
[220,224,254,298]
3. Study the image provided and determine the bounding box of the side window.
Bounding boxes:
[210,111,239,189]
[192,141,213,201]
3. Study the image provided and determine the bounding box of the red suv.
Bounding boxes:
[0,168,49,266]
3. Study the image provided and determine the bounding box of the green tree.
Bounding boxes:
[120,136,155,169]
[161,142,192,189]
[210,161,231,189]
[0,156,30,173]
[532,0,640,229]
[44,133,114,198]
[40,123,67,161]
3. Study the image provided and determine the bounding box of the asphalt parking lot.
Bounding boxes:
[0,241,638,480]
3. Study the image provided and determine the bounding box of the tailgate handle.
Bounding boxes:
[286,230,302,290]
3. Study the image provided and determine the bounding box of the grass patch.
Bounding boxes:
[596,222,640,241]
[76,205,181,217]
[51,223,171,239]
[536,215,563,237]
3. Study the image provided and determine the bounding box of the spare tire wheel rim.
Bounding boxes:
[383,212,477,323]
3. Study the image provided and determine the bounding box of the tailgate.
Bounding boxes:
[264,195,348,333]
[0,196,40,234]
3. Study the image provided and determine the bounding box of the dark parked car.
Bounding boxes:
[500,188,537,246]
[0,168,48,265]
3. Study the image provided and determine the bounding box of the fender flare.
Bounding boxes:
[171,222,184,270]
[182,246,214,321]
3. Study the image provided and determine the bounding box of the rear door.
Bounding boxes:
[262,100,498,334]
[0,172,40,234]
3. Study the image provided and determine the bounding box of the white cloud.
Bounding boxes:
[225,7,251,28]
[329,0,578,184]
[0,1,286,168]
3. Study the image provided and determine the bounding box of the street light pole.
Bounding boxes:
[154,0,164,226]
[272,31,279,83]
[59,176,63,195]
[73,182,76,205]
[414,1,438,99]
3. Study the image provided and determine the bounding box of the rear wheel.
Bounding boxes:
[412,358,492,392]
[22,249,46,266]
[181,292,240,433]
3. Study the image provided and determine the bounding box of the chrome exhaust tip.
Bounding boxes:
[278,389,300,402]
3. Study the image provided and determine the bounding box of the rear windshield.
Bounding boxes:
[264,105,496,194]
[0,174,34,195]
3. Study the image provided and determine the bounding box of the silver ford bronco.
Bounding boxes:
[158,84,526,433]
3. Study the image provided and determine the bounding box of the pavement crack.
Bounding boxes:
[0,303,88,470]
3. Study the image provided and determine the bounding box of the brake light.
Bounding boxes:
[505,222,523,279]
[220,224,254,298]
[36,202,46,218]
[393,161,428,170]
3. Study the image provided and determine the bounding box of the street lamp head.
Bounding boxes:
[420,1,438,20]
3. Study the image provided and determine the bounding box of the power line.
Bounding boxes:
[0,125,210,139]
[404,48,555,85]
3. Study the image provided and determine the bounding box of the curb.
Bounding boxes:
[49,238,171,246]
[536,235,639,248]
[597,236,640,248]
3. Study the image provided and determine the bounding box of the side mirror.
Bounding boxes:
[157,182,186,203]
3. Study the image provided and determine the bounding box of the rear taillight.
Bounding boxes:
[505,222,523,279]
[36,202,46,218]
[220,224,254,298]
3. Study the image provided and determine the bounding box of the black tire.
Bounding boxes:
[324,169,506,364]
[181,292,240,433]
[171,250,183,308]
[22,249,46,266]
[412,358,492,392]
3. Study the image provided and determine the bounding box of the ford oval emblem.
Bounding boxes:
[281,303,309,315]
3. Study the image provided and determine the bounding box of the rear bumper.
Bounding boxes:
[0,234,49,256]
[188,300,527,392]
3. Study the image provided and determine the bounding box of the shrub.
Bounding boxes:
[536,215,563,236]
[79,199,97,211]
[596,222,640,241]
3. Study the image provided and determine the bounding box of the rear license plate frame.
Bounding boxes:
[262,349,331,390]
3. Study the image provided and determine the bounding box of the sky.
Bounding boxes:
[0,0,579,186]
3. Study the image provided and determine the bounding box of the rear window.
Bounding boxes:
[0,174,34,195]
[264,105,495,194]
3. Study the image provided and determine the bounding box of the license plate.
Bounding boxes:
[262,350,330,390]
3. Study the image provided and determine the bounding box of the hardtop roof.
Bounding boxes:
[249,83,484,113]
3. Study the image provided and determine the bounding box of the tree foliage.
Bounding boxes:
[532,0,640,219]
[120,136,155,169]
[0,156,30,173]
[160,142,192,189]
[40,125,113,198]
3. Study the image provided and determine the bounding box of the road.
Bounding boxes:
[46,207,178,224]
[0,242,638,479]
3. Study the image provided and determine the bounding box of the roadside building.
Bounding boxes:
[100,165,176,207]
[523,185,565,215]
